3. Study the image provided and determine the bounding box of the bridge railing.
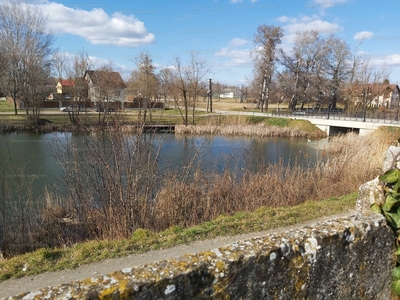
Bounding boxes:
[272,110,400,125]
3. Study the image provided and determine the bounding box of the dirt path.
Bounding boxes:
[0,209,356,299]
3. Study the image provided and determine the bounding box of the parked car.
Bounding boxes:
[60,105,84,112]
[95,106,115,113]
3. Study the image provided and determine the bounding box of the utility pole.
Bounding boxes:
[209,78,212,113]
[396,89,400,122]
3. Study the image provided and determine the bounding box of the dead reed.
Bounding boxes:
[152,132,384,230]
[0,126,392,257]
[175,123,322,138]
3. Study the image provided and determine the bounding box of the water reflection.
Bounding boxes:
[0,132,327,199]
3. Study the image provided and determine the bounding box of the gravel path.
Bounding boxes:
[0,210,355,299]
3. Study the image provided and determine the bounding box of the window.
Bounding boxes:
[114,90,120,97]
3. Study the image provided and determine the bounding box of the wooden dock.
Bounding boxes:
[142,124,175,133]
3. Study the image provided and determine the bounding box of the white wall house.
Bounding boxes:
[347,84,400,109]
[84,70,126,105]
[219,92,234,98]
[373,84,400,109]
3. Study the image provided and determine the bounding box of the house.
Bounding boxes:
[344,83,400,109]
[219,92,234,99]
[84,70,126,105]
[56,79,75,95]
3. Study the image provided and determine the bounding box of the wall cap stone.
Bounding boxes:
[6,212,393,300]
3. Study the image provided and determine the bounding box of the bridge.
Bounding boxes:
[294,116,390,136]
[287,113,400,136]
[211,109,400,136]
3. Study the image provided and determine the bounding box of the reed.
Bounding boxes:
[152,132,383,230]
[175,123,323,138]
[0,126,390,257]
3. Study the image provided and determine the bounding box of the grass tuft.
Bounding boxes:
[0,192,357,281]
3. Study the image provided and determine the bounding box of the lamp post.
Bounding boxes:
[209,78,212,113]
[396,91,400,122]
[361,88,366,122]
[362,86,371,122]
[327,91,334,120]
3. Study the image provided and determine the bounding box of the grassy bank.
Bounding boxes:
[0,192,357,281]
[0,119,398,281]
[176,117,325,138]
[0,112,325,139]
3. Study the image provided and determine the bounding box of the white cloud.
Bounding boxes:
[37,2,155,47]
[277,15,342,49]
[370,54,400,67]
[215,48,252,67]
[312,0,349,8]
[354,31,374,41]
[277,15,290,22]
[284,19,341,36]
[229,38,248,47]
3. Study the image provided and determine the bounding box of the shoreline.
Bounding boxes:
[0,118,327,138]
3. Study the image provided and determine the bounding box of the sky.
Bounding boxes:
[20,0,400,85]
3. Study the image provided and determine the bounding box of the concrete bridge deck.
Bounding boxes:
[207,109,400,136]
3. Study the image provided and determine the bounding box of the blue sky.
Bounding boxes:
[27,0,400,85]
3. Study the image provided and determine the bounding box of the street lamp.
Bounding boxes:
[396,91,400,122]
[327,91,334,120]
[362,86,371,122]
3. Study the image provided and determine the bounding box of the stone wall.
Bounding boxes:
[6,149,399,300]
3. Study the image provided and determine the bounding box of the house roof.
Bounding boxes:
[85,70,127,89]
[344,83,400,97]
[58,79,75,87]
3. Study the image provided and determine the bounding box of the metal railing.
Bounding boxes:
[272,109,400,125]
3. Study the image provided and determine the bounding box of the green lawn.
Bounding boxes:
[0,101,15,112]
[0,192,357,281]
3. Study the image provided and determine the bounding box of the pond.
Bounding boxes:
[0,132,327,201]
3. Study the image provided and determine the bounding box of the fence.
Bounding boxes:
[273,109,400,125]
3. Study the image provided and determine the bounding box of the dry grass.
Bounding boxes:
[0,124,393,258]
[0,192,357,281]
[152,132,385,230]
[196,99,255,111]
[176,122,326,138]
[0,125,394,279]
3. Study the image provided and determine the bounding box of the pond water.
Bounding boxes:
[0,132,328,201]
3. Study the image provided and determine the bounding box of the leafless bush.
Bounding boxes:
[0,128,389,257]
[48,125,164,240]
[152,132,386,230]
[0,155,45,257]
[175,124,309,138]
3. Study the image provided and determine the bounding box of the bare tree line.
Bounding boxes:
[0,0,55,122]
[0,0,394,125]
[127,51,211,126]
[250,24,391,112]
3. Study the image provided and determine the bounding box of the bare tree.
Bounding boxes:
[349,58,391,119]
[86,64,126,123]
[185,52,210,124]
[0,1,55,116]
[158,68,172,101]
[62,50,93,124]
[21,63,52,124]
[324,35,352,109]
[0,52,6,96]
[252,25,283,112]
[280,30,327,111]
[127,51,159,123]
[69,51,92,103]
[171,56,190,125]
[52,52,68,81]
[169,52,210,125]
[213,81,223,102]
